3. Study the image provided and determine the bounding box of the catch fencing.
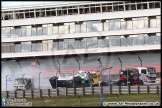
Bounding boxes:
[1,85,161,98]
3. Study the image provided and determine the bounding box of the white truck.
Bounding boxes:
[137,67,156,85]
[14,76,34,90]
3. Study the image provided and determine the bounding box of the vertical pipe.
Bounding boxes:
[37,61,41,89]
[109,67,113,82]
[118,57,122,69]
[98,56,103,106]
[127,69,128,86]
[73,70,75,88]
[6,75,9,93]
[39,72,41,90]
[56,71,59,89]
[75,59,80,70]
[138,56,142,67]
[57,60,60,73]
[22,74,25,78]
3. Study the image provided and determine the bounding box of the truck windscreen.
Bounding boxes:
[147,68,156,74]
[90,73,97,78]
[15,79,25,85]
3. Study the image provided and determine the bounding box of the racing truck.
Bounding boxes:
[49,70,100,88]
[116,68,140,86]
[14,76,34,90]
[137,67,157,85]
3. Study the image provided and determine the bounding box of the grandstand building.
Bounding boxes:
[1,1,161,89]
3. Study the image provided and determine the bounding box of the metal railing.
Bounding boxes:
[1,85,161,98]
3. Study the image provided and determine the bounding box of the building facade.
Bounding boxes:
[1,1,161,79]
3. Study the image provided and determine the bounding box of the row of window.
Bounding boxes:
[2,34,161,53]
[2,17,161,38]
[2,1,160,20]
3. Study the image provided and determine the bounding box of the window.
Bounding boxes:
[42,27,47,35]
[81,24,86,32]
[32,43,37,52]
[104,22,110,31]
[76,24,81,33]
[144,19,148,28]
[149,2,160,9]
[64,25,69,34]
[91,37,97,48]
[42,41,48,51]
[26,28,31,36]
[133,20,138,29]
[81,40,86,48]
[109,21,115,30]
[75,41,80,49]
[144,34,149,44]
[114,21,120,30]
[138,19,144,28]
[15,29,21,37]
[132,35,138,45]
[87,22,92,32]
[86,38,92,48]
[121,21,126,30]
[2,28,6,37]
[59,41,64,50]
[59,26,65,34]
[121,36,126,46]
[37,43,42,51]
[21,29,26,36]
[114,36,121,46]
[127,20,132,30]
[92,23,98,32]
[64,41,69,49]
[103,37,109,47]
[150,35,157,44]
[157,18,160,27]
[141,69,146,74]
[15,44,21,52]
[127,36,133,46]
[26,42,31,52]
[37,27,42,36]
[32,28,36,36]
[98,39,103,48]
[70,24,75,33]
[6,28,11,37]
[68,41,75,49]
[53,26,58,34]
[156,33,161,44]
[10,44,15,52]
[109,36,115,47]
[53,42,58,50]
[138,34,144,45]
[21,42,26,52]
[48,25,53,35]
[150,18,157,28]
[125,4,136,10]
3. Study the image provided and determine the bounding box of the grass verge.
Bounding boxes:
[25,93,161,107]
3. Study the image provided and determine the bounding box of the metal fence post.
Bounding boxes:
[116,93,120,102]
[41,97,44,106]
[6,75,9,98]
[78,95,81,107]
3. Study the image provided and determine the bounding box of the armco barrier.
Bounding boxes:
[1,85,161,98]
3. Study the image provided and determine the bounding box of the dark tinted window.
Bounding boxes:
[141,69,147,74]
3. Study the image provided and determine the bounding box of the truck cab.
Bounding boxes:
[137,67,156,85]
[89,71,100,86]
[117,68,140,86]
[14,76,33,90]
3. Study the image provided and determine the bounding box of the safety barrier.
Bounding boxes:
[1,85,161,98]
